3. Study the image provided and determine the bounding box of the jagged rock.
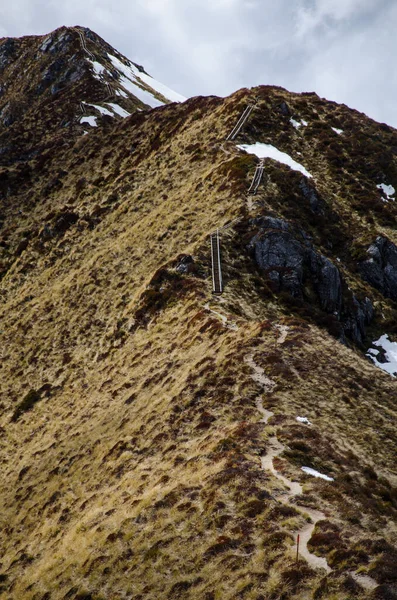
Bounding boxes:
[250,216,290,232]
[253,229,305,298]
[279,101,290,116]
[342,296,373,345]
[0,39,16,70]
[299,179,325,215]
[250,217,373,343]
[360,237,397,301]
[46,30,73,55]
[37,58,67,94]
[83,28,97,42]
[175,255,195,274]
[0,102,16,127]
[308,250,342,313]
[251,218,341,311]
[39,35,54,54]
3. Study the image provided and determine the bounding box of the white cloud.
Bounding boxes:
[295,0,378,36]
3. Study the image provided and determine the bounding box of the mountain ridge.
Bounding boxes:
[0,26,396,600]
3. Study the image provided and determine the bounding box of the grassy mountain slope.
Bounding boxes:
[0,66,396,600]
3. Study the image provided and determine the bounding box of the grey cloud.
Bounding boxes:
[1,0,397,126]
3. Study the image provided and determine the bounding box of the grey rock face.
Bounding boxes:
[299,179,325,215]
[252,219,341,311]
[250,217,373,344]
[39,31,73,56]
[0,102,16,127]
[176,255,194,274]
[360,237,397,300]
[0,39,16,70]
[39,34,53,53]
[343,296,373,345]
[308,251,342,313]
[279,101,290,116]
[254,231,305,298]
[250,216,290,233]
[36,57,85,96]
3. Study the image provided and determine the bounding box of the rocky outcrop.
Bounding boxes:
[360,237,397,301]
[342,296,373,346]
[250,217,342,314]
[308,251,342,313]
[252,225,305,299]
[250,217,373,344]
[0,39,16,71]
[299,179,325,215]
[279,101,290,116]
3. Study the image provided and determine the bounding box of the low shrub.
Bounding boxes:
[11,389,41,422]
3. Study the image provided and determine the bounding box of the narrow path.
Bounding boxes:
[73,26,96,60]
[244,353,276,393]
[261,426,331,571]
[246,348,331,572]
[275,324,289,344]
[246,346,379,589]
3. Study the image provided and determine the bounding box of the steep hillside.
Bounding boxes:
[0,29,396,600]
[0,25,185,165]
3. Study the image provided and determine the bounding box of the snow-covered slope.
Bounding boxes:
[87,52,186,111]
[107,53,186,108]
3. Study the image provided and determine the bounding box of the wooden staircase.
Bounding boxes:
[211,229,223,294]
[248,160,264,194]
[226,104,255,141]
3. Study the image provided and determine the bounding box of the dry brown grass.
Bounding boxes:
[0,82,396,600]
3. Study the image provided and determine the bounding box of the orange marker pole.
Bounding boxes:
[296,534,300,564]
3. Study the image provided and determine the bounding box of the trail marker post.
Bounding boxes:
[296,534,300,564]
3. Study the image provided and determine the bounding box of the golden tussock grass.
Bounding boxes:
[0,87,396,599]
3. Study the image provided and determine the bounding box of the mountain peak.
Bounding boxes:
[0,26,186,164]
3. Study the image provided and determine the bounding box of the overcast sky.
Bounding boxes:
[1,0,396,127]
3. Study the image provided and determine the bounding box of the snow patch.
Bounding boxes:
[237,143,312,178]
[297,417,312,425]
[301,467,334,481]
[106,102,131,118]
[377,183,395,202]
[135,69,186,104]
[367,348,378,356]
[88,59,107,79]
[84,103,113,117]
[290,118,308,129]
[332,127,343,135]
[80,115,98,127]
[366,334,397,377]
